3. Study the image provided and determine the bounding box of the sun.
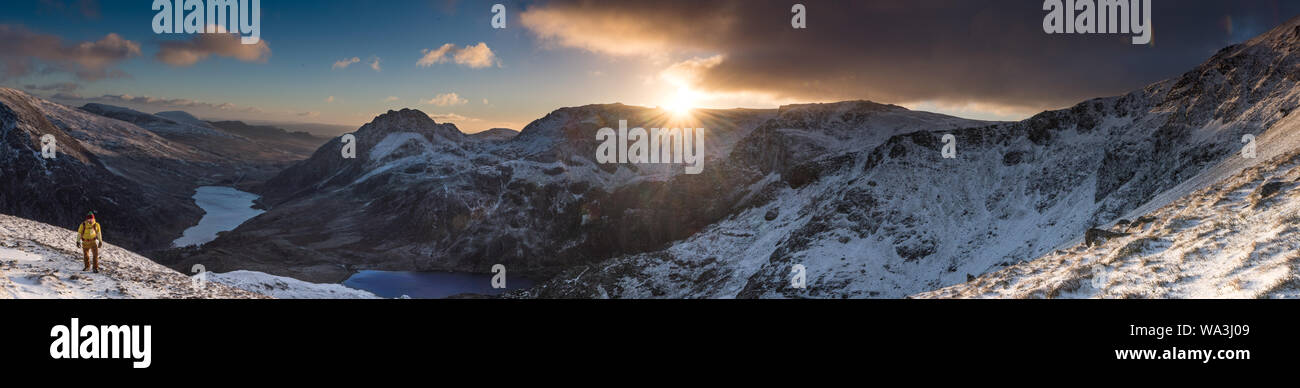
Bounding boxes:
[662,88,699,118]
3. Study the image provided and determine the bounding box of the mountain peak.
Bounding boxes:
[365,108,442,130]
[1153,15,1300,123]
[357,108,464,141]
[777,100,906,116]
[374,108,437,124]
[470,127,519,142]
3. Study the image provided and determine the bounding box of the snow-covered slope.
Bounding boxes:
[80,103,233,138]
[909,17,1300,299]
[915,141,1300,299]
[206,270,378,299]
[76,104,327,189]
[0,214,263,299]
[155,110,215,129]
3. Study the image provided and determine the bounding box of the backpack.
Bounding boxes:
[79,221,100,240]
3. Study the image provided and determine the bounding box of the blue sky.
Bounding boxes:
[2,0,678,132]
[3,1,1298,133]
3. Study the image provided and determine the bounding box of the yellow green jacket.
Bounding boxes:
[78,221,101,241]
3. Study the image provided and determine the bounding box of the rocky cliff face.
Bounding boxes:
[916,131,1300,299]
[910,19,1300,299]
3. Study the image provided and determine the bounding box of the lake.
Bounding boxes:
[172,186,265,248]
[343,270,535,299]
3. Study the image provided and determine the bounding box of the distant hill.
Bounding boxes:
[469,127,519,142]
[208,120,324,144]
[242,121,357,138]
[155,110,214,128]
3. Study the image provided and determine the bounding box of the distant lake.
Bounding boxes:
[343,270,535,299]
[172,186,264,247]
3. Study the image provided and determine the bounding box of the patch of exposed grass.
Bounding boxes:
[1045,277,1085,299]
[1165,215,1202,232]
[1115,237,1162,262]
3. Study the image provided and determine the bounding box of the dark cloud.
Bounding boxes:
[522,0,1300,113]
[0,24,140,81]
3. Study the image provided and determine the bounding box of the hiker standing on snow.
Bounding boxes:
[77,212,103,273]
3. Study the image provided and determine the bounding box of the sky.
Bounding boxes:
[2,0,1299,134]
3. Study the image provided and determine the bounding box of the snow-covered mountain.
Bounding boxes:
[517,16,1300,298]
[204,270,379,299]
[175,102,987,283]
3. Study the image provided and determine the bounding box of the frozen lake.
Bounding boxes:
[172,186,265,248]
[343,270,535,299]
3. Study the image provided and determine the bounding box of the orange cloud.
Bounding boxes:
[422,92,467,106]
[157,32,270,67]
[417,43,498,69]
[519,4,731,57]
[332,57,360,69]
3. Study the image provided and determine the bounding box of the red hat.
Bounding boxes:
[85,213,94,220]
